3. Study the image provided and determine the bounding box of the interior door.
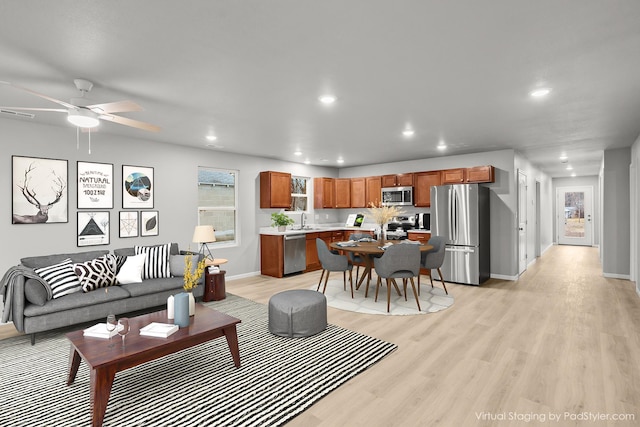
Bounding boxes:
[518,170,527,275]
[557,186,593,246]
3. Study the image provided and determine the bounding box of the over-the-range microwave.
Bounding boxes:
[381,186,413,206]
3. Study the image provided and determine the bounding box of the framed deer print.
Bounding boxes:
[12,156,68,224]
[77,161,113,209]
[122,165,154,209]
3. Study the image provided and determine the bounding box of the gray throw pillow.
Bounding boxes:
[24,278,49,306]
[170,254,200,277]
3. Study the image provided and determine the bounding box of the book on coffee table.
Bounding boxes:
[140,322,179,338]
[83,323,118,339]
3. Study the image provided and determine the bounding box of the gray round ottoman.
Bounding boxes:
[268,290,327,338]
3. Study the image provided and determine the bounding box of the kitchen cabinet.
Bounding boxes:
[382,173,414,187]
[305,231,333,271]
[407,232,432,276]
[260,234,284,277]
[350,177,366,208]
[314,177,335,209]
[414,171,441,207]
[466,165,495,183]
[334,178,351,208]
[441,166,495,184]
[259,171,291,209]
[441,168,466,184]
[365,176,382,207]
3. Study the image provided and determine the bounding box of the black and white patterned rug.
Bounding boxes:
[0,294,396,427]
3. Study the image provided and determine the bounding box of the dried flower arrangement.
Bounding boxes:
[366,201,405,228]
[183,253,207,292]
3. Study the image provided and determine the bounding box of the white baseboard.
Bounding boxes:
[602,272,631,280]
[527,258,537,268]
[490,273,518,281]
[226,271,261,281]
[541,243,554,255]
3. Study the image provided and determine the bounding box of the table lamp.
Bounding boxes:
[192,225,216,261]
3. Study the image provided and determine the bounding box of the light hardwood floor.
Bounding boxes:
[2,245,638,426]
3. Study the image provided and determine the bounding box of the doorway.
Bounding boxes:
[557,186,593,246]
[518,170,527,275]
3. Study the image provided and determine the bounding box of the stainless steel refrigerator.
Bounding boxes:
[431,184,490,285]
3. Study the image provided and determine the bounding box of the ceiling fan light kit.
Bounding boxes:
[67,108,99,128]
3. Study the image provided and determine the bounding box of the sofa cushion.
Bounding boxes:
[74,255,117,292]
[21,250,109,269]
[23,285,130,317]
[120,278,184,297]
[170,254,202,277]
[135,244,171,279]
[114,243,178,258]
[116,254,145,284]
[34,259,82,299]
[24,278,49,306]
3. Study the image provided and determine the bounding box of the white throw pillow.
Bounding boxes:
[116,254,146,284]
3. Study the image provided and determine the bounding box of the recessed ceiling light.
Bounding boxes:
[566,165,573,170]
[320,158,329,162]
[571,173,576,177]
[206,135,217,142]
[319,95,337,105]
[337,158,345,164]
[402,129,415,138]
[206,144,224,149]
[559,155,568,163]
[304,159,311,165]
[530,88,551,98]
[437,141,447,150]
[294,150,302,156]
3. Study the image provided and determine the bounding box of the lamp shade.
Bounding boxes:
[192,225,216,243]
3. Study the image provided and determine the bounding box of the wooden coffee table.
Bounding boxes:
[66,303,241,427]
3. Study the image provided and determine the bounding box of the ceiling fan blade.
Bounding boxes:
[1,81,76,109]
[87,100,143,114]
[99,114,160,132]
[0,106,67,112]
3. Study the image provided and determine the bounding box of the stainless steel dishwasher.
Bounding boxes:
[283,234,306,275]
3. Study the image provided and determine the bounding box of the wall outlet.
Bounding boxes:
[325,214,329,219]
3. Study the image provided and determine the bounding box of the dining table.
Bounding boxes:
[330,239,434,297]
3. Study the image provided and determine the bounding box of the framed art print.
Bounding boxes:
[77,161,113,209]
[12,155,68,224]
[122,165,154,209]
[119,211,139,238]
[77,211,110,246]
[140,210,159,236]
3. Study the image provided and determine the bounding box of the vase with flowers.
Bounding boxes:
[366,201,405,241]
[183,253,206,316]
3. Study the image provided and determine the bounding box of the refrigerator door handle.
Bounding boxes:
[448,187,454,241]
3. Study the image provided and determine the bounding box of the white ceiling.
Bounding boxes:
[1,1,639,177]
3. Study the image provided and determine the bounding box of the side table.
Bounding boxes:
[204,258,228,302]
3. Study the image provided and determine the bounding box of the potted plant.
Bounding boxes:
[271,212,295,231]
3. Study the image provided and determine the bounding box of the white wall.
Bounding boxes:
[630,135,639,292]
[601,147,631,279]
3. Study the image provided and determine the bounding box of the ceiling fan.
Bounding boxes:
[0,79,160,132]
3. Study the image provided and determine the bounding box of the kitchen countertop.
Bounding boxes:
[259,226,431,236]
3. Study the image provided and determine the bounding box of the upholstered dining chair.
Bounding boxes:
[316,238,354,298]
[373,244,421,312]
[418,235,448,295]
[347,233,370,285]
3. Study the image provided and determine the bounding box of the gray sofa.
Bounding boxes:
[0,243,203,344]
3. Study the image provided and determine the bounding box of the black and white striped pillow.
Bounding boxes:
[34,258,82,299]
[134,243,171,279]
[75,255,117,293]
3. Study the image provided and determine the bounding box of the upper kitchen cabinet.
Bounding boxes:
[441,168,466,184]
[365,176,382,206]
[334,178,351,208]
[314,177,335,208]
[350,177,366,208]
[414,171,441,207]
[260,171,292,208]
[466,165,495,183]
[381,173,414,187]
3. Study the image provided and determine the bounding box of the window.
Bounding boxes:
[197,167,237,245]
[290,176,308,211]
